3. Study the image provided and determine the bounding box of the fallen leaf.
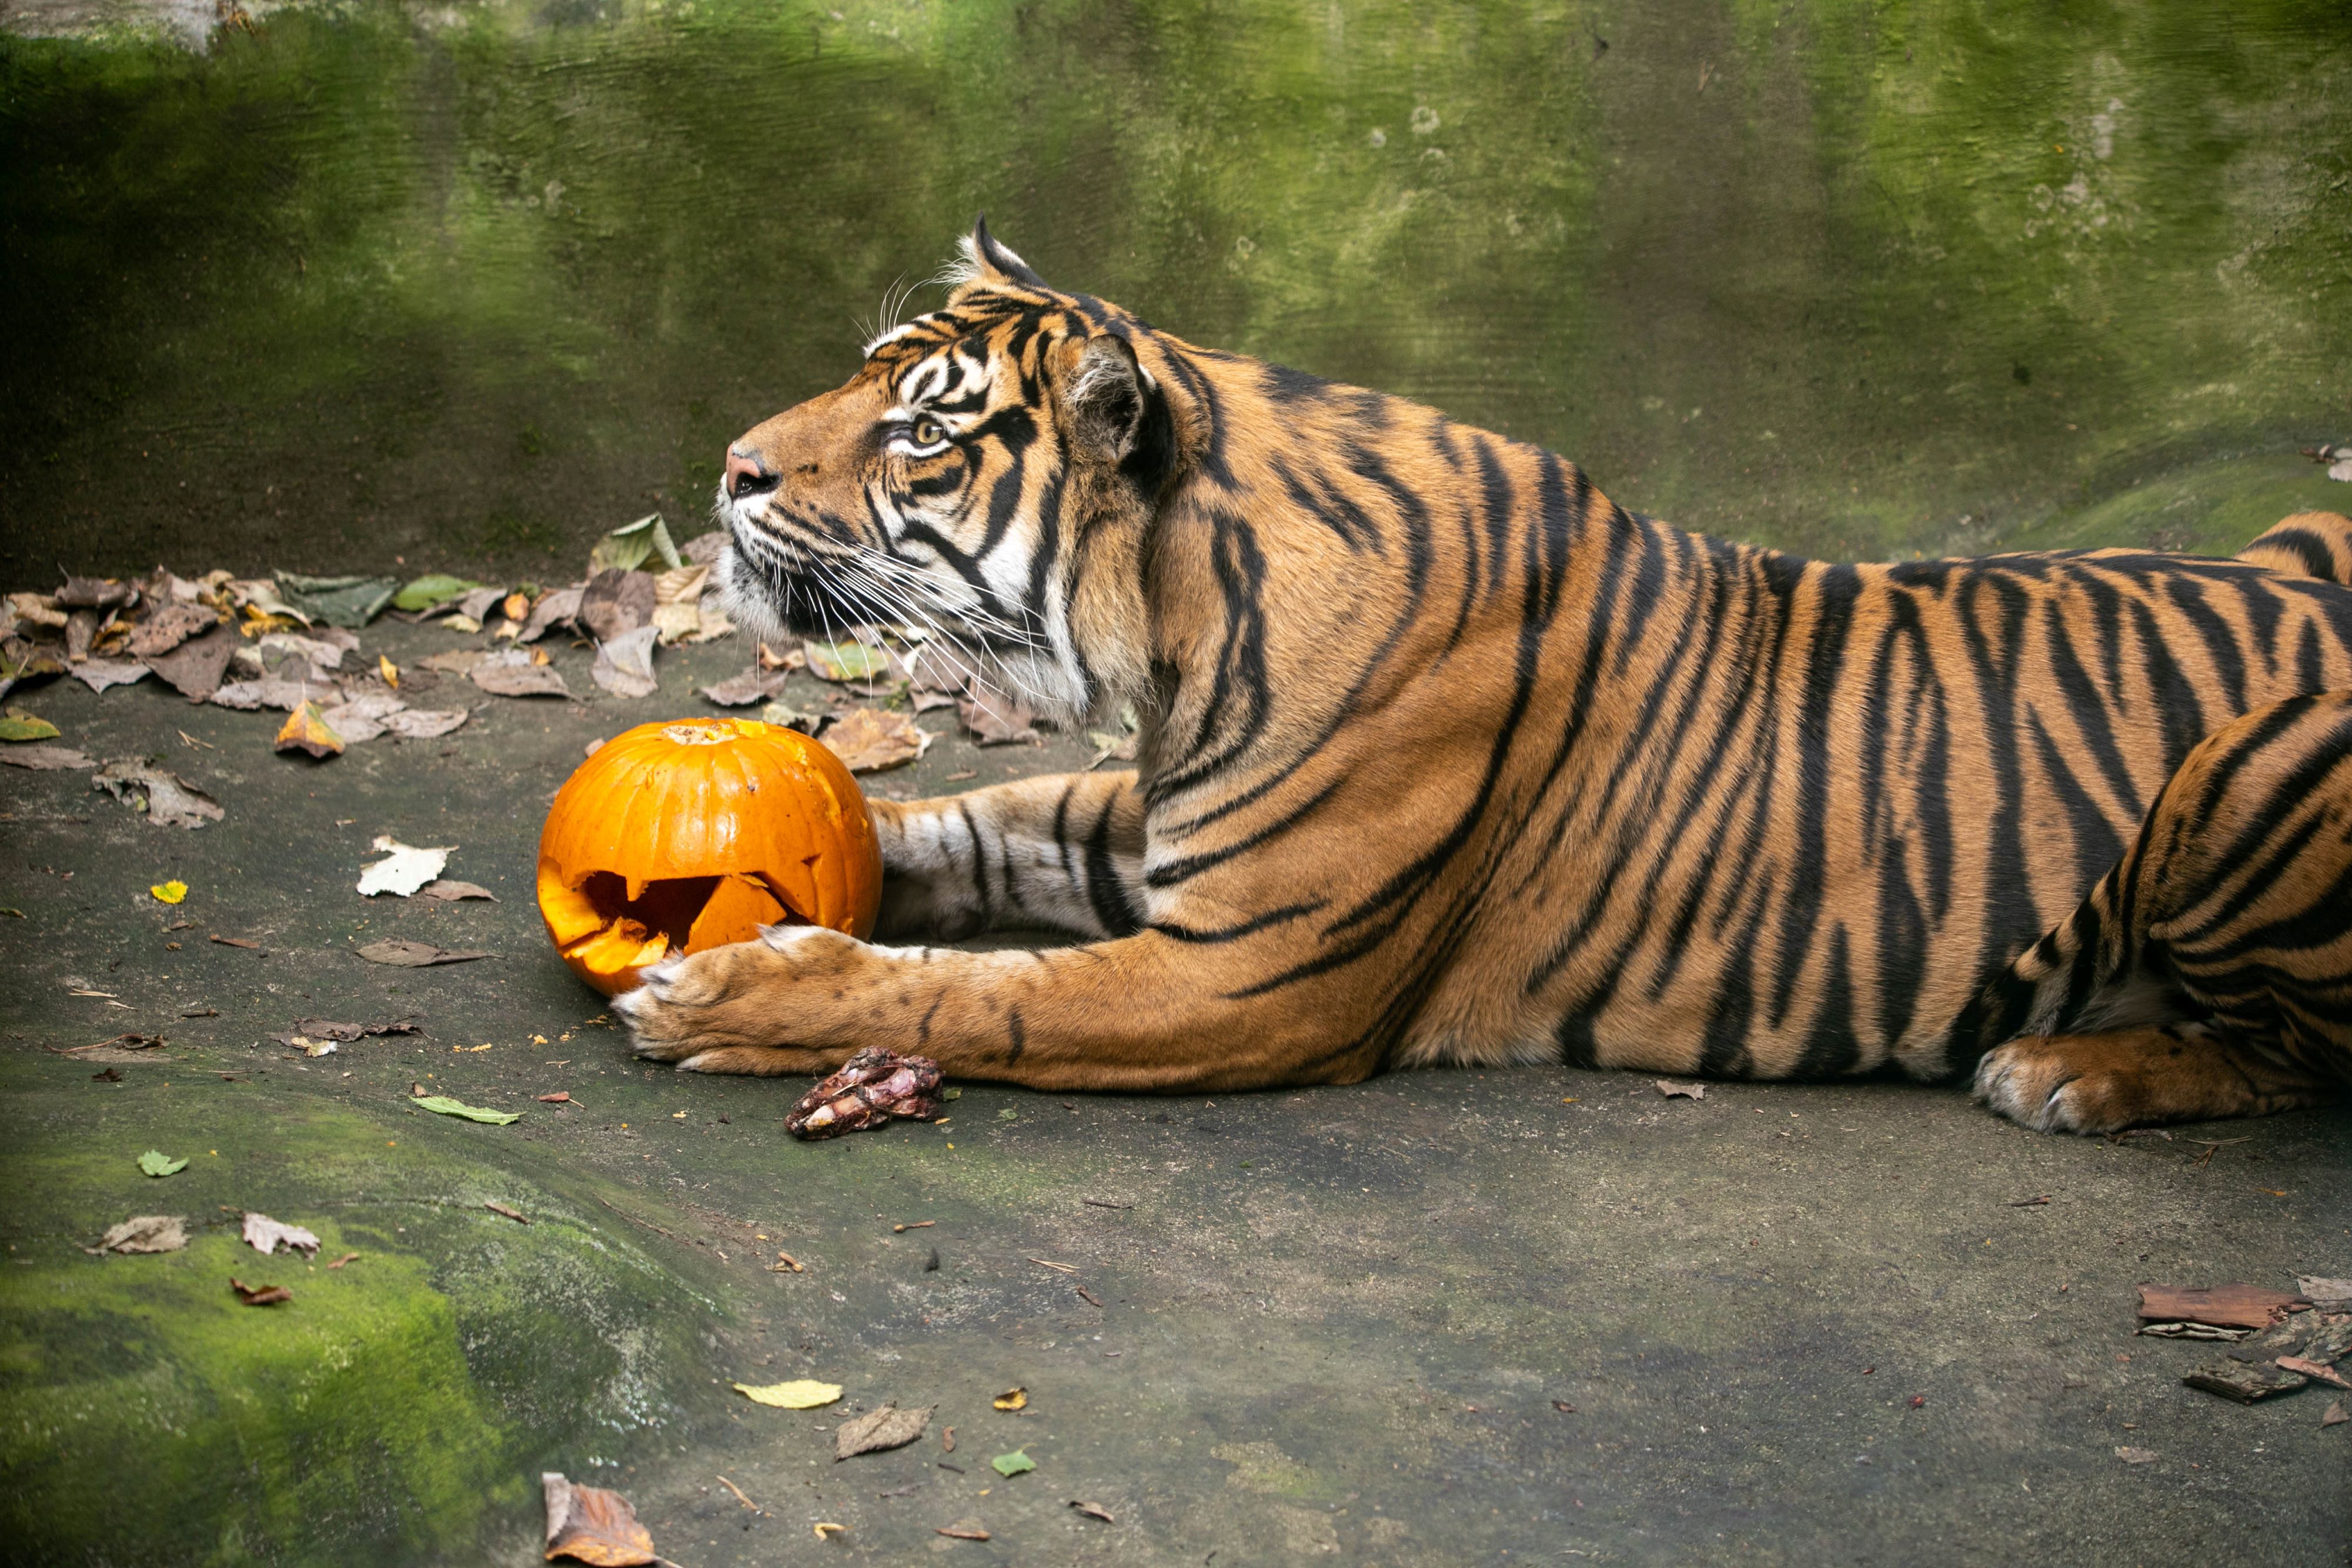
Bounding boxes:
[210,934,265,951]
[242,1212,322,1257]
[821,707,930,774]
[2134,1284,2310,1330]
[485,1200,530,1224]
[416,879,497,901]
[759,700,830,735]
[700,666,790,707]
[2324,1400,2348,1428]
[356,836,453,898]
[588,514,681,577]
[0,708,59,741]
[275,701,346,758]
[1654,1079,1706,1099]
[275,571,397,628]
[992,1388,1027,1412]
[1068,1500,1115,1524]
[393,574,486,613]
[356,939,493,967]
[591,625,661,699]
[542,1472,659,1567]
[812,1522,846,1540]
[146,626,237,700]
[2113,1446,2157,1465]
[72,658,151,694]
[127,602,220,658]
[56,575,138,611]
[957,687,1041,746]
[537,1091,575,1104]
[137,1149,188,1177]
[419,648,490,675]
[92,758,225,828]
[412,1094,519,1124]
[579,567,659,641]
[328,1251,360,1269]
[806,640,894,684]
[935,1522,991,1542]
[151,880,188,904]
[316,692,407,743]
[95,1215,188,1254]
[210,678,314,712]
[382,707,470,739]
[990,1450,1035,1479]
[836,1402,935,1459]
[470,651,573,699]
[517,586,586,643]
[734,1379,843,1409]
[942,1426,956,1452]
[230,1278,293,1306]
[1,743,94,770]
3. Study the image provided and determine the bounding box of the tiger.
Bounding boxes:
[617,217,2352,1134]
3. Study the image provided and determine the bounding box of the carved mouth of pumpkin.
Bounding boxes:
[552,869,808,977]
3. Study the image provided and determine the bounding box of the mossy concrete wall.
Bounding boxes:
[3,0,2348,585]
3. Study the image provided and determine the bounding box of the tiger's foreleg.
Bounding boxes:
[1972,693,2352,1132]
[614,924,1378,1092]
[867,771,1145,941]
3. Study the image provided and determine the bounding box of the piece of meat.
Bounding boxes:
[784,1048,944,1139]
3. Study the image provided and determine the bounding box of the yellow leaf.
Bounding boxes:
[149,880,188,904]
[378,654,399,688]
[993,1387,1027,1412]
[813,1522,845,1539]
[274,701,345,758]
[734,1379,841,1409]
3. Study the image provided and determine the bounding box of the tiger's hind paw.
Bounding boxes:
[1973,1028,2330,1134]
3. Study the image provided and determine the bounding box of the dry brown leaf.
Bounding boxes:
[382,708,469,739]
[2277,1355,2352,1389]
[416,879,497,901]
[1068,1499,1115,1523]
[275,701,346,758]
[128,602,219,658]
[2323,1399,2348,1428]
[147,626,236,701]
[72,658,151,694]
[91,759,224,828]
[470,652,573,699]
[579,569,656,642]
[542,1472,658,1566]
[241,1212,321,1256]
[2113,1446,2157,1465]
[94,1215,188,1254]
[591,626,660,699]
[957,687,1041,746]
[699,666,790,707]
[1653,1079,1706,1099]
[230,1278,292,1306]
[0,743,95,770]
[935,1521,991,1542]
[821,707,928,773]
[834,1402,934,1459]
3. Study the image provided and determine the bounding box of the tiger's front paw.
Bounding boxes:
[616,926,861,1073]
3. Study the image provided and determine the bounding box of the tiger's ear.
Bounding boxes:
[961,214,1047,289]
[1062,333,1153,463]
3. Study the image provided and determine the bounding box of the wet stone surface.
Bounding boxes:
[2,619,2348,1563]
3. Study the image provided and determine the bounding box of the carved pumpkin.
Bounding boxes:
[536,717,883,995]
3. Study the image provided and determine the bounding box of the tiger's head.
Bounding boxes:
[714,218,1185,726]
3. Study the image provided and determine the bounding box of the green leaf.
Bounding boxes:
[274,571,399,628]
[392,574,487,613]
[991,1449,1035,1478]
[137,1150,188,1177]
[589,513,680,576]
[0,709,59,742]
[413,1095,520,1125]
[804,641,893,682]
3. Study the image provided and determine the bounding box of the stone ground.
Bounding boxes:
[2,617,2347,1567]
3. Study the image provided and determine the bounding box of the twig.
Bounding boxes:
[1028,1258,1078,1273]
[1081,1198,1133,1210]
[596,1194,680,1239]
[1076,1286,1102,1307]
[714,1474,763,1513]
[893,1221,936,1232]
[2006,1195,2050,1206]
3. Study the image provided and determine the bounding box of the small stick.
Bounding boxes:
[769,1251,806,1272]
[1027,1257,1078,1273]
[485,1201,529,1224]
[715,1474,763,1513]
[2006,1195,2050,1206]
[327,1252,360,1269]
[1081,1198,1133,1210]
[1076,1286,1102,1307]
[893,1221,936,1232]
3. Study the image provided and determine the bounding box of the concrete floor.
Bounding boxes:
[2,618,2347,1566]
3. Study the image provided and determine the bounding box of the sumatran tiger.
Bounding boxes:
[617,218,2352,1135]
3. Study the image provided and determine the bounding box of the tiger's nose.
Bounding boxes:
[724,449,780,500]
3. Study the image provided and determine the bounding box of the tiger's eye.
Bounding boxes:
[912,417,945,446]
